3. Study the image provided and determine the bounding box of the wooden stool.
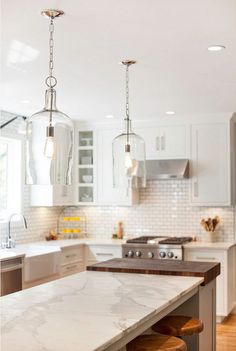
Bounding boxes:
[152,316,204,337]
[126,335,187,351]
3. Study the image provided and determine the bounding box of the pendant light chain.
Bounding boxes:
[125,64,130,120]
[45,17,57,89]
[125,64,130,144]
[49,18,54,84]
[46,16,58,127]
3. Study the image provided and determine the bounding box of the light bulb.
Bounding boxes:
[44,136,55,158]
[44,125,55,158]
[125,151,133,169]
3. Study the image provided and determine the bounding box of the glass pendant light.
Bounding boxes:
[26,9,73,185]
[112,60,146,189]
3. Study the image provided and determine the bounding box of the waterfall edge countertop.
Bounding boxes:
[87,258,220,285]
[1,271,203,351]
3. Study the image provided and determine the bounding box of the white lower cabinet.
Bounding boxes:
[85,245,122,267]
[184,246,236,321]
[60,245,85,277]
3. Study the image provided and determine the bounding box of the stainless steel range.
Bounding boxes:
[122,236,192,260]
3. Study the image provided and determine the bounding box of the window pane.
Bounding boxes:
[0,142,8,210]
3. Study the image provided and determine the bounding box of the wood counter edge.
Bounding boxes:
[86,260,220,286]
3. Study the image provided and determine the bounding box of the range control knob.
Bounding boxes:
[147,252,154,259]
[135,251,142,257]
[159,251,166,258]
[128,250,134,258]
[167,252,174,258]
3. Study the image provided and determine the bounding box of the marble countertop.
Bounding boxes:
[0,239,124,261]
[0,245,61,261]
[1,237,234,261]
[183,241,235,250]
[1,271,203,351]
[34,238,125,248]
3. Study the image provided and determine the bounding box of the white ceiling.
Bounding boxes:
[1,0,236,121]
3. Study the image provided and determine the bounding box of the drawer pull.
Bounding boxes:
[65,254,77,259]
[160,135,165,150]
[193,181,198,197]
[196,257,216,260]
[95,253,113,256]
[156,137,160,151]
[66,264,78,270]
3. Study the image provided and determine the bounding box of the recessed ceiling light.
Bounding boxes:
[106,115,115,119]
[207,45,225,52]
[20,99,30,104]
[165,111,175,115]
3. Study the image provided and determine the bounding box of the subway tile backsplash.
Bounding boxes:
[1,110,235,244]
[65,180,235,242]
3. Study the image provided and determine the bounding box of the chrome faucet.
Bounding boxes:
[4,213,28,249]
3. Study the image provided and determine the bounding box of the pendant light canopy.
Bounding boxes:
[112,60,146,189]
[26,9,73,185]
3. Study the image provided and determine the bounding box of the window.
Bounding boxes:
[0,137,22,222]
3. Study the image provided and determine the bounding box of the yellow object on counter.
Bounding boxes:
[62,228,81,234]
[63,217,81,221]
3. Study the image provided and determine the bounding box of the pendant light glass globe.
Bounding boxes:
[25,10,73,186]
[26,89,73,185]
[112,120,146,188]
[112,60,146,189]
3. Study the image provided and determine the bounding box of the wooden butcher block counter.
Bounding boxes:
[87,258,220,285]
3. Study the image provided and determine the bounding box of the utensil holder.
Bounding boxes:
[204,231,216,243]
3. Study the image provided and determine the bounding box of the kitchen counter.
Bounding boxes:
[34,238,125,248]
[0,245,61,261]
[1,271,204,351]
[183,241,235,250]
[1,238,234,261]
[0,239,124,261]
[87,258,220,285]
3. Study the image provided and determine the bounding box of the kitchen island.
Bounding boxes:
[1,270,214,351]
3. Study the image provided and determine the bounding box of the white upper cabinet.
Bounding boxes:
[30,185,74,206]
[136,125,187,160]
[190,122,232,206]
[97,129,139,206]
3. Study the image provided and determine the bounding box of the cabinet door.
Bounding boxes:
[135,127,160,159]
[136,125,186,160]
[97,129,138,205]
[85,245,122,265]
[184,249,227,317]
[191,123,230,206]
[159,125,186,159]
[30,185,73,206]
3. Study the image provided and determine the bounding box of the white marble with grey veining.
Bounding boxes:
[1,271,203,351]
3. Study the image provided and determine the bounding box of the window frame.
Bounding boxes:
[0,135,24,223]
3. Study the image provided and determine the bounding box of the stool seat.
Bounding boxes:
[152,315,204,337]
[126,335,187,351]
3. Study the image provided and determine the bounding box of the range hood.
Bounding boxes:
[146,159,189,180]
